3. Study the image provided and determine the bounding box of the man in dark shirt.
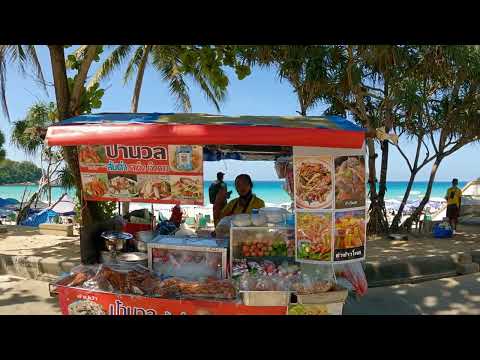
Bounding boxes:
[209,172,231,226]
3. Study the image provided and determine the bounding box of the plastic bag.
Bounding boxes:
[215,216,233,238]
[55,264,99,287]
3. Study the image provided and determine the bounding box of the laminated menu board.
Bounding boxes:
[78,144,203,205]
[293,147,366,264]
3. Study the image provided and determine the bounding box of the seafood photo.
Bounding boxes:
[107,176,138,196]
[172,177,202,200]
[295,157,333,209]
[78,145,106,165]
[335,156,365,208]
[84,176,108,197]
[139,179,172,200]
[296,212,332,261]
[335,211,365,249]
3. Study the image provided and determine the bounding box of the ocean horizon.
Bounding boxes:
[0,180,468,206]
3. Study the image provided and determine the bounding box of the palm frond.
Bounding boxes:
[25,45,47,92]
[88,45,132,89]
[58,167,76,190]
[151,49,192,112]
[0,45,46,120]
[0,47,9,119]
[189,65,226,112]
[123,46,145,85]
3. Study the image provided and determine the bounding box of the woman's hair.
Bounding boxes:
[235,174,253,188]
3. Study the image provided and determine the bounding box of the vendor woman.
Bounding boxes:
[214,174,265,225]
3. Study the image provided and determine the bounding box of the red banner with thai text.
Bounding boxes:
[78,144,203,205]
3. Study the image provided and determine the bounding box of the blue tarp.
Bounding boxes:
[20,209,58,227]
[55,112,365,132]
[0,198,19,208]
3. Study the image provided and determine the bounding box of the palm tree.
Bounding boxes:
[11,102,66,205]
[90,45,230,215]
[240,45,332,116]
[89,45,228,113]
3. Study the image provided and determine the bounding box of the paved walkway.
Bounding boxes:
[366,224,480,263]
[0,275,60,315]
[344,272,480,315]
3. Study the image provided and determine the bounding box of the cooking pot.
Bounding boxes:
[101,231,133,252]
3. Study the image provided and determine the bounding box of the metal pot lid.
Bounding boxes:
[101,231,133,241]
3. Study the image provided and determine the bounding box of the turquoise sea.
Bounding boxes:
[0,180,467,205]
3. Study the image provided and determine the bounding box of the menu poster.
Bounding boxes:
[293,155,333,210]
[333,210,366,262]
[295,211,333,264]
[334,155,366,209]
[78,144,203,205]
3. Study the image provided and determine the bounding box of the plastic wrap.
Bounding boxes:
[163,277,237,300]
[215,215,233,238]
[54,265,99,287]
[334,262,368,297]
[290,273,334,295]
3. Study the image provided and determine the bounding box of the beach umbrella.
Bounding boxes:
[49,195,76,215]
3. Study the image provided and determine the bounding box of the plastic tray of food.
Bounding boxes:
[240,291,291,307]
[295,288,348,304]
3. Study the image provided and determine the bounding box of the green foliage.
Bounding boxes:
[11,102,56,156]
[67,78,105,113]
[0,159,42,184]
[92,45,252,113]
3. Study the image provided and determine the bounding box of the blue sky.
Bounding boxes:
[0,46,477,181]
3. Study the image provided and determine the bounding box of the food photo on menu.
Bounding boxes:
[295,211,332,262]
[106,174,139,198]
[137,175,173,200]
[334,210,366,261]
[334,155,366,209]
[294,156,333,209]
[170,175,203,202]
[78,145,107,166]
[81,173,109,198]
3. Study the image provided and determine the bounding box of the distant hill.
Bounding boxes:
[0,159,42,185]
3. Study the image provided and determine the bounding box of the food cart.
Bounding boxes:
[45,112,367,315]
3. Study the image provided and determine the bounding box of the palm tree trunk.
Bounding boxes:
[378,140,389,203]
[390,170,417,230]
[121,45,152,217]
[130,45,152,113]
[403,156,443,230]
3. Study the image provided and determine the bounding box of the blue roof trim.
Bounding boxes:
[59,113,174,125]
[56,112,365,132]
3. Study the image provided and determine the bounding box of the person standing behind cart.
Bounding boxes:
[215,174,265,225]
[210,172,231,226]
[445,178,462,233]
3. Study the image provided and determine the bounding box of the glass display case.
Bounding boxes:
[230,225,295,270]
[147,236,228,281]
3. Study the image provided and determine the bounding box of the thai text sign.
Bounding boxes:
[78,144,203,205]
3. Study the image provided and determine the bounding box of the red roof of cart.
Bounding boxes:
[45,113,365,149]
